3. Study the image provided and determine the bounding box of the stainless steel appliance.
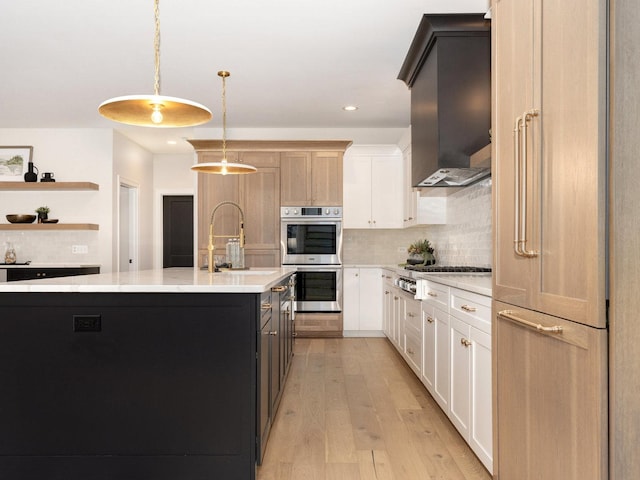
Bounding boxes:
[280,206,342,265]
[394,276,417,295]
[293,265,342,313]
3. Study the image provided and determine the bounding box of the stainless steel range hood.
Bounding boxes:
[398,14,491,188]
[419,144,491,186]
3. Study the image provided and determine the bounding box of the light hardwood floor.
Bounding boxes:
[257,337,491,480]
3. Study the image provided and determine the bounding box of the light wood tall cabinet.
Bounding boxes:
[492,0,607,326]
[280,148,346,207]
[190,144,281,269]
[189,140,351,269]
[491,0,608,478]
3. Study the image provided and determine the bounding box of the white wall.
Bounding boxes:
[113,131,154,271]
[0,128,113,269]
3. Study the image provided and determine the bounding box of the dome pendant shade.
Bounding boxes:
[191,71,256,175]
[98,95,212,128]
[191,160,257,175]
[98,0,212,128]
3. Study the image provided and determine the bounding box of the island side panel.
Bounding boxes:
[0,292,258,480]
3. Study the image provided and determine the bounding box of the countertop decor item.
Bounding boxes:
[98,0,211,127]
[407,238,436,265]
[6,214,36,224]
[35,206,50,223]
[190,71,257,175]
[24,159,38,182]
[0,146,33,182]
[4,242,16,264]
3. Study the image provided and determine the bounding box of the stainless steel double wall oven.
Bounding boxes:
[281,206,342,313]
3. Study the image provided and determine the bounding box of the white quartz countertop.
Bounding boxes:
[0,267,297,293]
[0,263,101,269]
[376,265,492,297]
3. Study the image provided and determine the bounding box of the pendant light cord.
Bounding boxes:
[220,71,228,160]
[153,0,161,97]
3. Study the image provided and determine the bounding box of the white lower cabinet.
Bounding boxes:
[384,275,492,474]
[449,287,493,473]
[422,302,450,414]
[343,267,383,336]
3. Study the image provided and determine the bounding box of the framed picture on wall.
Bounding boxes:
[0,146,33,182]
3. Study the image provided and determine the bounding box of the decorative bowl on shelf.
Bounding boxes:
[6,214,36,224]
[42,219,59,224]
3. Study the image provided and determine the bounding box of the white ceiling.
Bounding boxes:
[0,0,489,153]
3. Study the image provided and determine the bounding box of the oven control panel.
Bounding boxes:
[281,206,342,218]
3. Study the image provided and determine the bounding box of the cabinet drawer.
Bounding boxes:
[450,288,491,334]
[405,297,422,333]
[420,280,449,311]
[404,327,422,374]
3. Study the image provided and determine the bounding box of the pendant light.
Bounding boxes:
[190,71,257,175]
[98,0,212,127]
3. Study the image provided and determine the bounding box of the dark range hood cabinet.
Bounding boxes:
[398,14,491,187]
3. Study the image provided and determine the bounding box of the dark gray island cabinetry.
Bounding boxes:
[0,268,295,480]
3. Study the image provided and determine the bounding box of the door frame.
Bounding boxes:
[116,176,140,273]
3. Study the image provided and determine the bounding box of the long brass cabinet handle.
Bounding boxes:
[427,292,438,297]
[461,304,477,312]
[498,309,563,334]
[513,115,523,256]
[520,109,539,258]
[271,286,287,292]
[261,303,272,310]
[513,110,540,258]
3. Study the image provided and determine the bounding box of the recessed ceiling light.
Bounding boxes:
[167,140,177,145]
[343,105,358,111]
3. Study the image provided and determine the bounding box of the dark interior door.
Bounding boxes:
[163,196,194,267]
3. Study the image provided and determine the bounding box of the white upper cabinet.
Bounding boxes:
[343,145,404,229]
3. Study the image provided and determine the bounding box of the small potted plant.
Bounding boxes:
[407,239,436,265]
[35,206,50,223]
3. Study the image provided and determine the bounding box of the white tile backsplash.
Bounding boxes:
[343,178,492,267]
[2,231,100,264]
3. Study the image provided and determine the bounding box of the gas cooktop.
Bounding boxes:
[404,265,492,273]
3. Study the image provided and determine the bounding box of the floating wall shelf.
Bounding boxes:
[0,224,99,231]
[0,182,99,191]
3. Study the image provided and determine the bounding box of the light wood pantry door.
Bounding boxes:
[491,0,607,328]
[491,0,536,310]
[493,300,608,480]
[532,0,607,327]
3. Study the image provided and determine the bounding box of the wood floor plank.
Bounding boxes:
[325,462,361,480]
[357,450,396,480]
[257,338,491,480]
[343,373,386,451]
[325,410,358,463]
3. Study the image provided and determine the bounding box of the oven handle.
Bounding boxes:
[291,265,343,271]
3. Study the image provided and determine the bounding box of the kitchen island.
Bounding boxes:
[0,267,296,480]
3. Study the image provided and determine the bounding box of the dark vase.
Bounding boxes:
[37,212,48,223]
[24,162,38,182]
